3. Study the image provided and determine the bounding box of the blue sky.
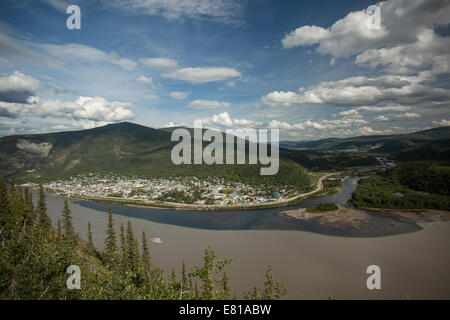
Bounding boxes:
[1,0,449,140]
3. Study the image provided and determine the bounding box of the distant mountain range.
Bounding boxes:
[280,126,450,154]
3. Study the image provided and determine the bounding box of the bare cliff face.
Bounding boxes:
[16,139,53,157]
[0,137,53,176]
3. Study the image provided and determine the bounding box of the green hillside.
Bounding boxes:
[0,122,311,191]
[350,162,450,210]
[391,139,450,161]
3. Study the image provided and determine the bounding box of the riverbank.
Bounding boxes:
[362,208,450,223]
[40,174,333,212]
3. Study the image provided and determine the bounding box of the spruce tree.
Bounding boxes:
[141,231,152,268]
[0,177,11,231]
[23,188,36,224]
[104,208,117,262]
[119,222,127,263]
[170,268,177,283]
[181,261,188,289]
[8,178,16,195]
[126,221,140,271]
[57,219,62,235]
[62,200,75,237]
[0,177,11,219]
[87,222,94,248]
[37,184,51,229]
[10,189,26,222]
[7,188,27,235]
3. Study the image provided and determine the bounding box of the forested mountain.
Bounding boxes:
[391,139,450,161]
[0,122,311,190]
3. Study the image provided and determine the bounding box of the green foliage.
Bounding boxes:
[306,203,339,213]
[281,148,379,171]
[243,266,285,300]
[87,222,94,248]
[350,162,450,210]
[141,231,152,282]
[62,200,75,237]
[104,208,117,264]
[394,162,450,196]
[392,139,450,162]
[0,176,285,300]
[190,247,233,300]
[37,185,51,229]
[322,178,342,189]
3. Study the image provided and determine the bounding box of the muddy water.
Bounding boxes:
[42,189,450,299]
[67,178,422,237]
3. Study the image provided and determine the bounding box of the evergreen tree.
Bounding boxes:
[119,223,127,263]
[9,189,26,222]
[126,221,140,271]
[87,222,94,248]
[124,221,144,287]
[170,268,177,283]
[23,188,36,224]
[0,177,10,217]
[141,231,152,268]
[181,261,188,289]
[62,200,75,237]
[8,178,16,195]
[56,219,62,236]
[37,184,51,229]
[104,208,117,262]
[0,177,11,235]
[2,183,25,238]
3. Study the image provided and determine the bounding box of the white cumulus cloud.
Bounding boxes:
[0,71,40,104]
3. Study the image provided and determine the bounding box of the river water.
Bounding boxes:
[39,178,450,299]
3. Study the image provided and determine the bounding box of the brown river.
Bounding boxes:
[38,179,450,299]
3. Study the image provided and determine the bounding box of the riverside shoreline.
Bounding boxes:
[28,174,333,212]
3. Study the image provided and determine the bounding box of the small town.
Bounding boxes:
[44,174,298,206]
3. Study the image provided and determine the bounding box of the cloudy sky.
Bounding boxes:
[0,0,449,140]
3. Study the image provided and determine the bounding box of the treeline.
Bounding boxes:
[306,203,339,213]
[0,177,284,300]
[280,149,379,171]
[322,178,342,189]
[392,139,450,162]
[391,162,450,196]
[350,162,450,211]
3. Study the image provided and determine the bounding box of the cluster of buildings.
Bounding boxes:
[375,158,397,172]
[44,174,296,206]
